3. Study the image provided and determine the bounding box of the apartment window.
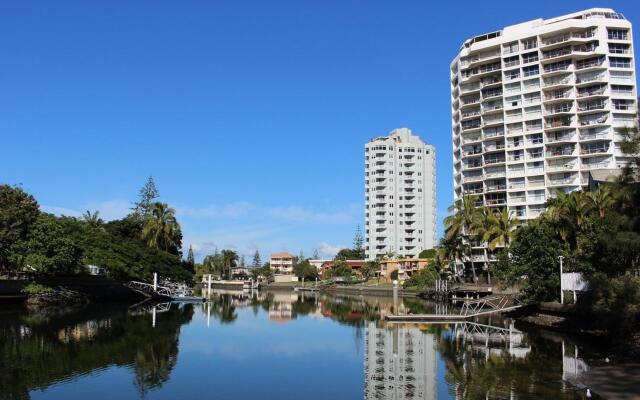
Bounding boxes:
[611,84,633,94]
[610,70,633,82]
[522,52,539,64]
[505,69,520,80]
[609,57,631,68]
[523,65,539,77]
[609,43,631,54]
[505,82,521,94]
[505,95,521,107]
[504,56,519,68]
[522,37,537,50]
[607,28,629,40]
[503,41,519,54]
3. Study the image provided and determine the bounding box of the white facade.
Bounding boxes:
[451,8,636,267]
[365,128,436,260]
[364,322,436,400]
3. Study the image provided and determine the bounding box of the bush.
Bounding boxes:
[579,273,640,338]
[21,282,54,295]
[403,267,439,290]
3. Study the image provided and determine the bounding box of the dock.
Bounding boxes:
[385,294,525,322]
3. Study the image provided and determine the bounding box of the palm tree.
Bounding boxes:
[83,210,103,227]
[545,190,588,249]
[221,249,238,280]
[584,185,614,219]
[141,202,181,252]
[444,195,480,281]
[483,208,520,251]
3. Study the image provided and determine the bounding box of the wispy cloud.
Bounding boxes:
[42,199,130,221]
[177,201,359,225]
[176,201,254,219]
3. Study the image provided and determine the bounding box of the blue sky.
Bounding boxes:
[1,0,638,261]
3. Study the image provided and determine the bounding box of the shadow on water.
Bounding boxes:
[0,291,602,399]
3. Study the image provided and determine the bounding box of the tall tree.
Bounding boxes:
[221,249,238,279]
[252,250,261,269]
[186,245,195,266]
[0,185,40,271]
[312,249,319,259]
[141,202,182,254]
[298,251,305,263]
[132,176,160,219]
[353,225,364,259]
[444,195,480,280]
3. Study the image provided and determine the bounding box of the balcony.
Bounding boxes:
[545,104,574,115]
[543,62,571,74]
[548,177,579,186]
[483,118,504,127]
[575,74,606,85]
[577,87,606,98]
[543,76,573,88]
[460,50,501,67]
[545,118,572,129]
[542,46,572,60]
[581,145,609,155]
[547,133,576,143]
[462,162,483,170]
[462,175,483,183]
[486,184,506,192]
[486,198,507,206]
[461,110,481,119]
[579,115,608,127]
[580,132,610,141]
[576,57,605,71]
[546,148,575,157]
[484,143,505,152]
[577,101,607,113]
[547,163,576,172]
[462,121,481,131]
[542,30,596,47]
[484,157,506,165]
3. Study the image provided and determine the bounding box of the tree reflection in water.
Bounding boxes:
[0,303,193,399]
[0,292,593,400]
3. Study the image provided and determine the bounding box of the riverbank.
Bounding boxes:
[0,276,146,308]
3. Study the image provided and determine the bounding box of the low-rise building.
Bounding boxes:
[378,258,430,282]
[269,252,298,274]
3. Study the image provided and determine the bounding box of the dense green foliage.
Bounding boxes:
[403,266,440,290]
[195,248,239,281]
[326,260,353,280]
[0,183,192,282]
[418,249,437,259]
[293,259,318,280]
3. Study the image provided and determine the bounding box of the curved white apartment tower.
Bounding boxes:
[365,128,436,260]
[451,8,636,269]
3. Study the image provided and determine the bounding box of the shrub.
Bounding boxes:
[21,282,54,295]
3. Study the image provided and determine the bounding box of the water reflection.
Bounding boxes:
[0,303,193,399]
[0,291,595,399]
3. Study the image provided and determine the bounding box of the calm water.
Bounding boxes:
[0,291,601,399]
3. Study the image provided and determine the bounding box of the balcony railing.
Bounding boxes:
[579,115,608,126]
[547,163,576,171]
[543,77,572,87]
[577,87,606,97]
[576,74,605,84]
[581,145,609,155]
[542,47,572,59]
[484,158,506,165]
[546,148,575,157]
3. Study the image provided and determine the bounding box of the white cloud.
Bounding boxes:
[317,242,343,258]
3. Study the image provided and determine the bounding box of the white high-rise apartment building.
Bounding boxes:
[451,8,636,268]
[365,128,436,260]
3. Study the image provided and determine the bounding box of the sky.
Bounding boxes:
[1,0,638,262]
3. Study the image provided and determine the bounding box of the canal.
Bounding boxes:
[0,291,602,399]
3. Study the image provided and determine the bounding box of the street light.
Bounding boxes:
[558,256,564,304]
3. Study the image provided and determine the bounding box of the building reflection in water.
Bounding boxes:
[365,321,437,400]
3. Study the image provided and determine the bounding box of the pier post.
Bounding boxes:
[207,274,212,297]
[152,306,156,328]
[153,272,158,292]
